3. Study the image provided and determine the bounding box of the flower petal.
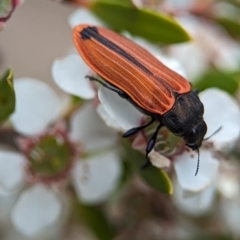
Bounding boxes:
[156,55,187,78]
[96,103,122,131]
[163,0,195,10]
[10,78,63,135]
[0,192,19,225]
[173,180,216,216]
[173,149,218,192]
[70,103,118,151]
[169,43,208,80]
[199,88,240,151]
[169,15,240,78]
[52,54,95,99]
[11,185,62,237]
[217,163,239,199]
[0,150,25,195]
[72,151,122,204]
[68,8,103,28]
[148,149,171,168]
[98,86,144,131]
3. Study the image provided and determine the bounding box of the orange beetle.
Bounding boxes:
[73,24,207,174]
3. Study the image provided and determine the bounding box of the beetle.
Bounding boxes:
[73,24,207,175]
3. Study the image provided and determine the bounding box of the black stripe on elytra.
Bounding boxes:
[80,26,153,76]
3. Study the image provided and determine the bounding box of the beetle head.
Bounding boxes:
[183,120,207,150]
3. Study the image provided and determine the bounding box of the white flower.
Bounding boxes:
[0,78,121,237]
[200,88,240,151]
[173,149,219,192]
[98,86,145,132]
[173,88,240,192]
[173,179,216,216]
[11,185,62,237]
[51,25,240,200]
[52,54,95,99]
[169,88,240,216]
[217,161,240,236]
[95,53,240,195]
[162,0,196,11]
[72,150,121,204]
[168,15,240,80]
[69,103,122,203]
[11,78,66,135]
[0,150,25,196]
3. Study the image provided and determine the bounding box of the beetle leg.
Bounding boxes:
[86,75,119,93]
[141,122,163,168]
[123,118,155,137]
[86,75,128,98]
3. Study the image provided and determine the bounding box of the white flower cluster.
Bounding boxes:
[1,6,240,239]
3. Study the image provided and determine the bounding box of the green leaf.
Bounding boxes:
[222,0,240,9]
[94,0,133,7]
[76,203,115,240]
[216,17,240,38]
[0,0,12,19]
[193,69,240,95]
[139,166,173,194]
[90,1,192,44]
[122,139,173,194]
[0,69,15,124]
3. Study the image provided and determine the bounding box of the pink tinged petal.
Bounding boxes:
[199,88,240,151]
[148,150,171,168]
[132,132,147,151]
[10,78,62,136]
[11,185,62,237]
[173,180,216,216]
[98,86,144,131]
[72,151,122,204]
[68,8,104,28]
[70,103,118,151]
[174,149,219,192]
[96,104,122,131]
[52,54,95,99]
[0,150,25,195]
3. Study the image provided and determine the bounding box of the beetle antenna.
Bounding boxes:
[195,148,200,176]
[204,126,222,141]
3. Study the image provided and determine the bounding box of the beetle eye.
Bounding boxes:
[184,121,207,150]
[184,128,197,148]
[185,129,197,145]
